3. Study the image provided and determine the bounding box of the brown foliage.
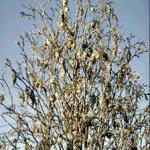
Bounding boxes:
[0,0,149,149]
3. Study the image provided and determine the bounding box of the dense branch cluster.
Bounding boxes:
[0,0,149,149]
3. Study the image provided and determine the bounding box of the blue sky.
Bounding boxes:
[0,0,149,135]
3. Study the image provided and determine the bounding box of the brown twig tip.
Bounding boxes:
[0,94,4,103]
